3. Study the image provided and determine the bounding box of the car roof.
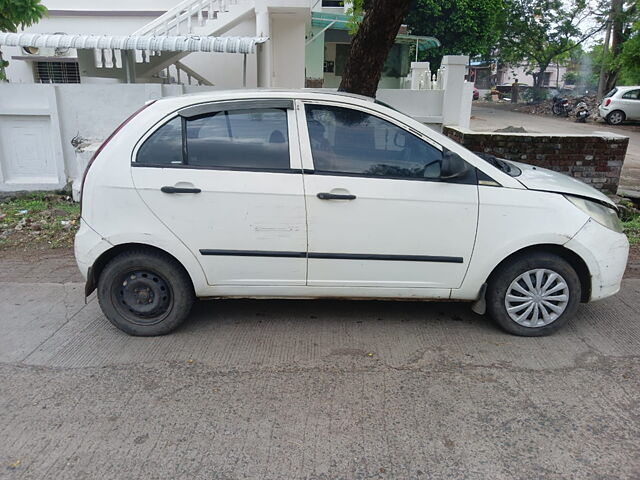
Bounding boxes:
[614,85,640,92]
[155,88,376,107]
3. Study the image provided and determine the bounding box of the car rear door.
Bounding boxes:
[296,100,479,290]
[131,99,308,286]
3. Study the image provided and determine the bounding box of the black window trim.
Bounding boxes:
[179,99,294,119]
[133,102,298,173]
[301,168,478,185]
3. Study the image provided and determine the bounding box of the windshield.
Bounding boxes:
[473,151,522,177]
[604,88,618,98]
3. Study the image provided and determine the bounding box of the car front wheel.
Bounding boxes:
[605,110,625,125]
[97,249,194,336]
[486,252,581,336]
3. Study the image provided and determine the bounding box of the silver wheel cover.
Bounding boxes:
[504,269,569,328]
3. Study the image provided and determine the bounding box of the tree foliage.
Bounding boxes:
[617,21,640,84]
[0,0,47,32]
[0,0,48,80]
[498,0,602,91]
[405,0,506,69]
[600,1,639,90]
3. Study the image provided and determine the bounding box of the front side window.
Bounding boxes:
[622,89,640,100]
[136,108,290,170]
[305,104,442,179]
[186,108,289,169]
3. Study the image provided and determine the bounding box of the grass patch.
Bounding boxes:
[0,192,79,250]
[623,214,640,246]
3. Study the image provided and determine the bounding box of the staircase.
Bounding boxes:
[92,0,256,84]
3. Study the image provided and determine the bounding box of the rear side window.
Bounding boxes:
[186,108,289,169]
[136,117,183,165]
[135,108,290,170]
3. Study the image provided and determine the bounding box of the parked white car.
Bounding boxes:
[76,90,629,337]
[599,86,640,125]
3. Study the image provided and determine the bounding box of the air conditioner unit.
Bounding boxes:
[21,33,72,57]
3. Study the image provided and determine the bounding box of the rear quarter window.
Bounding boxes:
[136,117,183,165]
[604,88,618,98]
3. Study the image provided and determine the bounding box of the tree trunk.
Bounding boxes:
[531,63,550,101]
[339,0,412,98]
[604,0,624,92]
[0,48,6,82]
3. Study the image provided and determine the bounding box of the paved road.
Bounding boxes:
[1,249,639,479]
[471,104,640,197]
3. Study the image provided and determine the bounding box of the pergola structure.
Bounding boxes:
[0,32,267,83]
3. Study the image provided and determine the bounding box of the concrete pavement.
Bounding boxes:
[471,104,640,197]
[1,250,639,479]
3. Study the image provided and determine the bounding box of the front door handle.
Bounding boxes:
[317,192,356,200]
[161,186,201,194]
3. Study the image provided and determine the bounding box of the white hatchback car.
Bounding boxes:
[599,86,640,125]
[76,90,629,337]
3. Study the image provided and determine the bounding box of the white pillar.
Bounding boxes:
[255,2,272,88]
[441,55,469,127]
[410,61,430,90]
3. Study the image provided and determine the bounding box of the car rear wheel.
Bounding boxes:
[97,249,194,336]
[486,252,581,336]
[605,110,625,125]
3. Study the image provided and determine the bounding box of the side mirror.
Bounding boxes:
[440,150,470,179]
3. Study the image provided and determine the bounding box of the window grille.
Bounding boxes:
[33,61,80,84]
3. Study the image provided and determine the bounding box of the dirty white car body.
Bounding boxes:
[75,90,629,337]
[599,86,640,125]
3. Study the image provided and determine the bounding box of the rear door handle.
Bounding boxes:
[161,186,201,194]
[317,192,356,200]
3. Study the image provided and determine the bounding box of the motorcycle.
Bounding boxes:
[552,96,571,116]
[574,101,589,123]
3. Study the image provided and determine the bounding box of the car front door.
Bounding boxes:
[620,89,640,119]
[131,99,307,286]
[297,101,479,290]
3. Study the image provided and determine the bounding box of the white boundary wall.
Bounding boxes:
[0,79,472,195]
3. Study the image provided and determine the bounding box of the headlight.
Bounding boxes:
[565,195,623,233]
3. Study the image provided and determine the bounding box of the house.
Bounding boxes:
[2,0,438,90]
[0,0,474,195]
[304,5,439,89]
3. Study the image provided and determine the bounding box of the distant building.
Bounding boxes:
[468,60,568,90]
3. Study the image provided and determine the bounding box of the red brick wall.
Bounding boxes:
[443,126,629,193]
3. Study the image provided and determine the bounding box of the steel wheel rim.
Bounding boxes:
[113,269,172,325]
[504,269,569,328]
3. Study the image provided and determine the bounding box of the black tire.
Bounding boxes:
[605,110,625,125]
[486,252,581,336]
[97,249,194,336]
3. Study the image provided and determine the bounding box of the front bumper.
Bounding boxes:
[565,218,629,301]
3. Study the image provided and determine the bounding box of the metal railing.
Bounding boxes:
[133,0,239,37]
